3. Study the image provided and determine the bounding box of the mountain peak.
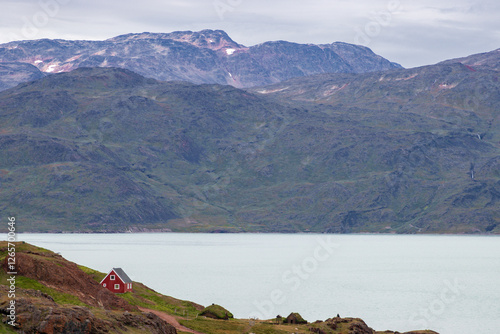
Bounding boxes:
[0,30,402,88]
[108,29,243,50]
[167,29,244,50]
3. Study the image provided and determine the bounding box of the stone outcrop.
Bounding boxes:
[0,289,176,334]
[1,250,133,311]
[0,243,177,334]
[0,29,401,90]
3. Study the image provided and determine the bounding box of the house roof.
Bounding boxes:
[113,268,133,283]
[99,268,133,284]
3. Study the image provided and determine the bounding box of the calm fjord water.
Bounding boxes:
[16,233,500,334]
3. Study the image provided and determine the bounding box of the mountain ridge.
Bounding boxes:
[0,29,401,89]
[439,48,500,70]
[0,59,498,234]
[0,62,45,91]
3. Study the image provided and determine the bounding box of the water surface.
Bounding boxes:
[14,233,500,334]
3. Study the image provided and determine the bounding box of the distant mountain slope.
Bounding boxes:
[0,65,498,234]
[252,62,500,128]
[250,62,500,233]
[0,29,401,89]
[0,62,45,91]
[439,48,500,70]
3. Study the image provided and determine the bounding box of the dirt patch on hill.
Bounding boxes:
[139,307,204,334]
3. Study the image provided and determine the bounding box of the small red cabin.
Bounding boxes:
[100,268,133,293]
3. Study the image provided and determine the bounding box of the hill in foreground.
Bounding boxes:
[0,241,438,334]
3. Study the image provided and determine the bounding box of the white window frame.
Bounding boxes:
[110,275,115,280]
[103,283,106,287]
[114,284,120,290]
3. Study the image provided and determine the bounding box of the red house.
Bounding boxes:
[100,268,133,293]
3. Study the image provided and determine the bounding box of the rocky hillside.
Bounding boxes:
[439,48,500,71]
[0,62,45,91]
[0,242,438,334]
[251,62,500,233]
[0,59,499,234]
[0,29,401,89]
[0,242,178,333]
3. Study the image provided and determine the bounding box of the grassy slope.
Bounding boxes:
[0,65,498,234]
[0,242,198,332]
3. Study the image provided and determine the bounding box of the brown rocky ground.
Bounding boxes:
[308,317,439,334]
[2,250,133,311]
[0,285,177,334]
[0,242,177,333]
[139,307,204,334]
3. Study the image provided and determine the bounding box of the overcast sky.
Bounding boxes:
[1,0,499,68]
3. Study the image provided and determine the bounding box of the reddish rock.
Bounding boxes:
[2,251,133,311]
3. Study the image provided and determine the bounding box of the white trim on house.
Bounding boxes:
[112,268,133,284]
[100,269,117,284]
[114,284,120,290]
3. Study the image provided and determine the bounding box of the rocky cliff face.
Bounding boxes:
[0,242,178,334]
[0,288,176,334]
[7,251,133,310]
[304,316,438,334]
[0,29,401,89]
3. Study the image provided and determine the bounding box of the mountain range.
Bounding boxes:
[0,29,401,90]
[0,31,498,234]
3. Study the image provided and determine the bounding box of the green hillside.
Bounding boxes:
[0,65,498,233]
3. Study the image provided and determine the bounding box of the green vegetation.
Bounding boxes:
[79,263,202,317]
[0,242,51,254]
[78,265,106,282]
[13,276,87,306]
[0,323,17,334]
[284,312,307,324]
[199,304,234,319]
[118,284,201,317]
[0,243,85,307]
[0,64,499,234]
[179,318,249,334]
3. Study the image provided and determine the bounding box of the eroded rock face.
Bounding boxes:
[2,251,133,311]
[114,311,177,334]
[348,319,375,334]
[0,29,401,89]
[0,287,176,334]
